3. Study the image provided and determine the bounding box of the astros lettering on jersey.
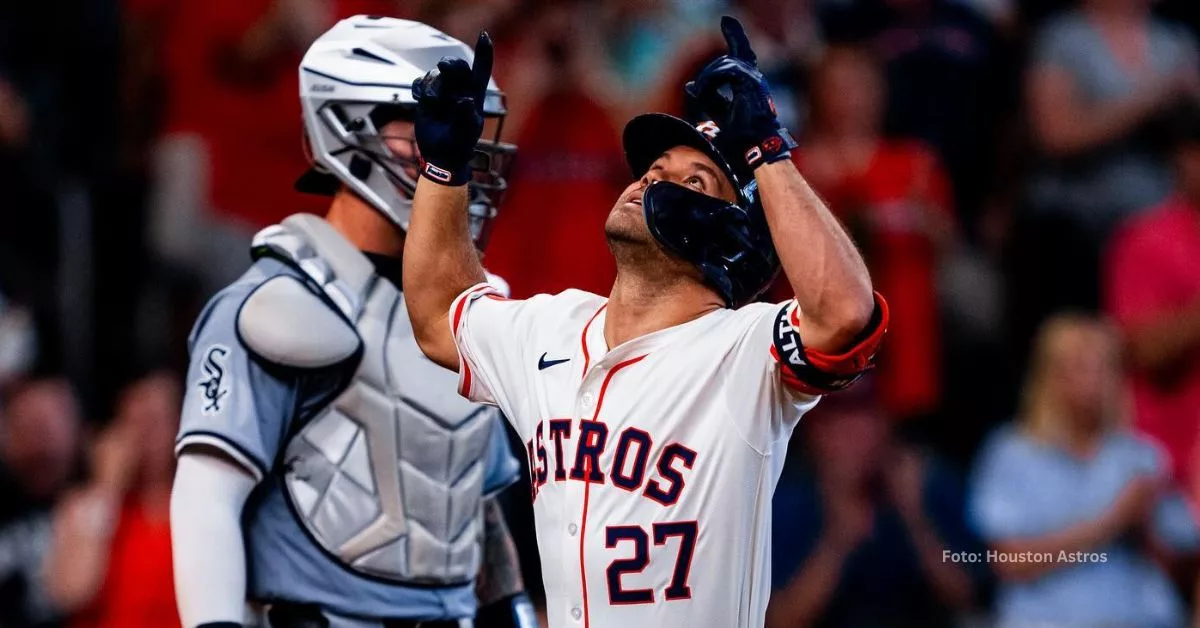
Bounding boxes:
[449,284,886,628]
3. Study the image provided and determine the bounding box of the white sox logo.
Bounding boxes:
[197,345,231,416]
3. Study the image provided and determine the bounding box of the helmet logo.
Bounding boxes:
[696,121,721,140]
[311,84,335,93]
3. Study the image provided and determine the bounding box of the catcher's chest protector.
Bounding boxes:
[252,215,495,585]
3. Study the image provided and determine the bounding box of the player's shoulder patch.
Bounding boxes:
[194,343,232,416]
[237,274,361,369]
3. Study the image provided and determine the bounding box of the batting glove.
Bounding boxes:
[684,16,797,170]
[411,32,493,186]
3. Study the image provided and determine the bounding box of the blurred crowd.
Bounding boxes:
[2,0,1200,625]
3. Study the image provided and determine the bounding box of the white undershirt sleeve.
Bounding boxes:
[170,452,257,628]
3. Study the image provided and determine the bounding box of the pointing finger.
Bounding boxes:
[720,16,756,65]
[471,31,494,108]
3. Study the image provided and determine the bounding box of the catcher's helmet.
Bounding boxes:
[622,113,779,307]
[297,16,515,246]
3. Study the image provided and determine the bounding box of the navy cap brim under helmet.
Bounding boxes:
[622,113,751,206]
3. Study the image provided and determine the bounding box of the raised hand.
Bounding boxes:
[411,31,494,186]
[684,16,796,170]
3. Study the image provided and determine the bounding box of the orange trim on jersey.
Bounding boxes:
[459,359,474,397]
[450,284,494,338]
[592,355,646,420]
[450,284,495,399]
[579,304,608,380]
[578,353,646,628]
[579,458,594,628]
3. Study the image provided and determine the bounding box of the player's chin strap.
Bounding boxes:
[476,593,539,628]
[772,293,890,395]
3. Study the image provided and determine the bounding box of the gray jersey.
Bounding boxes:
[176,215,520,620]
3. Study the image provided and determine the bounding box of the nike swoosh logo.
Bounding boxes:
[538,352,571,370]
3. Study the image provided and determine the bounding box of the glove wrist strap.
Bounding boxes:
[420,159,471,187]
[743,128,798,170]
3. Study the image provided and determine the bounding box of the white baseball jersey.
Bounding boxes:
[450,284,822,628]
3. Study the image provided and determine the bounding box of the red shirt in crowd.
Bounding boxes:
[161,0,396,228]
[482,88,624,298]
[1106,196,1200,483]
[774,141,952,419]
[71,501,178,628]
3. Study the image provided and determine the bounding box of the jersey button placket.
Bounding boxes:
[561,438,585,628]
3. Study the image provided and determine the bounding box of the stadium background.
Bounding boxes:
[2,0,1200,625]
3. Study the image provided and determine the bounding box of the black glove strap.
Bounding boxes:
[744,128,798,169]
[197,623,244,628]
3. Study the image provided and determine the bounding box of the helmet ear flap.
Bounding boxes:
[642,180,779,307]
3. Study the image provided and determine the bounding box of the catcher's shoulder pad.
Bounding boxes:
[236,274,361,369]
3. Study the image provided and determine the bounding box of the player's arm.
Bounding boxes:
[475,498,538,627]
[474,414,537,626]
[170,290,267,628]
[406,179,487,370]
[755,160,874,351]
[172,272,358,628]
[172,448,257,628]
[476,498,525,604]
[403,36,494,371]
[686,17,876,354]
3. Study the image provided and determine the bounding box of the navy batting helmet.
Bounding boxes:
[622,113,779,307]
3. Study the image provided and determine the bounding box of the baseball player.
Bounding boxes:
[169,16,536,628]
[400,16,889,628]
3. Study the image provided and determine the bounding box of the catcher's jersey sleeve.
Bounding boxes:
[177,287,298,482]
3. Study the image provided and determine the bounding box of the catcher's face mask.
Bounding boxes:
[299,101,515,250]
[369,104,515,249]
